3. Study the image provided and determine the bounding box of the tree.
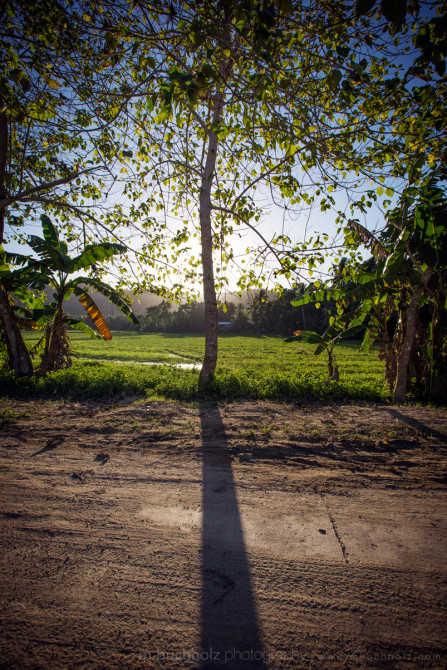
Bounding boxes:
[95,0,394,384]
[7,215,139,372]
[0,1,112,237]
[284,317,365,381]
[291,179,447,401]
[112,0,446,383]
[262,0,446,300]
[141,300,172,332]
[1,1,203,370]
[0,1,114,374]
[278,0,446,401]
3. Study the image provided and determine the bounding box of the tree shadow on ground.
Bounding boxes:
[199,401,266,669]
[385,408,447,443]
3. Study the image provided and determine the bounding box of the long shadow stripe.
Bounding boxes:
[199,401,266,669]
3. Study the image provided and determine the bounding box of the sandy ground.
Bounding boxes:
[0,397,446,669]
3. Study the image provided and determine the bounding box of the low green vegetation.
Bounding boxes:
[0,404,30,426]
[0,331,387,402]
[0,406,18,426]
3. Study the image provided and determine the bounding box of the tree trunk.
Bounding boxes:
[198,62,232,386]
[199,127,219,384]
[0,95,33,376]
[393,269,432,402]
[0,94,7,242]
[0,279,34,376]
[40,305,71,373]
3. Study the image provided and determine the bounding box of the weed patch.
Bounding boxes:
[0,358,389,403]
[0,332,392,402]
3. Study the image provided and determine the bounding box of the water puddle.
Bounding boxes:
[80,357,200,370]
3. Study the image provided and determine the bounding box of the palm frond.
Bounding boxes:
[347,220,388,260]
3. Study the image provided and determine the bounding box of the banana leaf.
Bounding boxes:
[72,287,112,340]
[70,242,127,272]
[65,318,102,339]
[72,277,139,325]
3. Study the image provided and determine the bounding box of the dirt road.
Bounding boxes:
[1,399,446,669]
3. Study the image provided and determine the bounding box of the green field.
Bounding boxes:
[20,329,384,379]
[1,331,388,402]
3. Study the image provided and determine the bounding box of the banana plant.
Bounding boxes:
[289,178,447,401]
[6,214,139,372]
[284,321,364,381]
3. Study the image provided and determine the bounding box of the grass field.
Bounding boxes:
[0,331,389,402]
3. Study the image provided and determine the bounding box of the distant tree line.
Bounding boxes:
[102,288,340,337]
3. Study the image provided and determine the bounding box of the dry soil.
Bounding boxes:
[0,397,446,669]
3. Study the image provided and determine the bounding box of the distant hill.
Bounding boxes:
[43,288,162,317]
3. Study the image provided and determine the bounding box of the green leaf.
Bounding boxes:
[65,318,102,339]
[336,45,351,58]
[3,251,33,268]
[28,235,70,272]
[384,250,405,276]
[157,108,170,123]
[271,0,293,12]
[380,0,407,31]
[340,324,366,339]
[355,0,377,17]
[26,306,55,325]
[41,214,60,249]
[9,68,23,82]
[70,243,127,272]
[189,31,205,47]
[11,285,43,310]
[314,341,329,356]
[20,78,31,93]
[327,69,342,91]
[28,335,46,357]
[284,330,324,345]
[360,329,375,352]
[200,64,215,78]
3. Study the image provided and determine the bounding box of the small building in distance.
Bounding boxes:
[218,321,232,332]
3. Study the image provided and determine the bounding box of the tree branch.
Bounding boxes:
[18,196,180,273]
[0,168,97,212]
[185,102,212,138]
[211,205,283,266]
